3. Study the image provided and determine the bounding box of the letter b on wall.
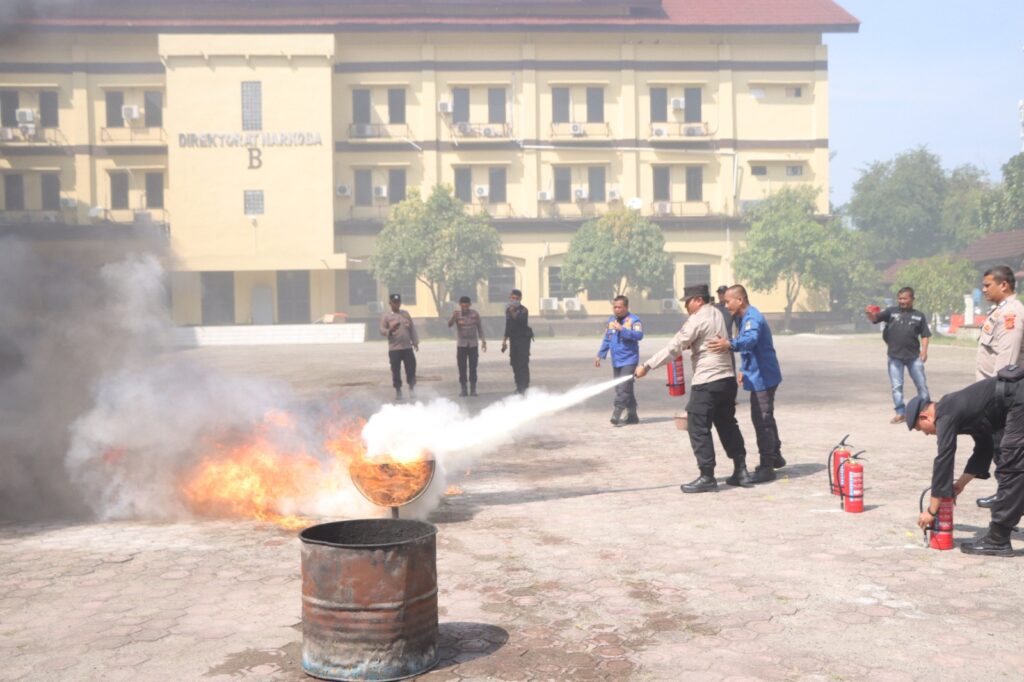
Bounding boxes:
[248,148,263,169]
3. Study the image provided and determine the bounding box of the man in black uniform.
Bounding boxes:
[866,287,931,424]
[908,365,1024,556]
[501,289,532,394]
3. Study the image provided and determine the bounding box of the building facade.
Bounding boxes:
[0,0,858,324]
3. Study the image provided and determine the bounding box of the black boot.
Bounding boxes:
[773,454,787,468]
[725,462,754,488]
[459,384,468,397]
[610,407,623,426]
[961,523,1013,557]
[394,387,403,401]
[750,466,777,484]
[681,472,718,494]
[470,383,478,397]
[977,494,997,509]
[622,410,639,425]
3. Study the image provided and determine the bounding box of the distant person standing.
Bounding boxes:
[501,289,532,394]
[448,295,486,397]
[595,295,644,426]
[714,285,737,335]
[865,287,931,424]
[379,293,418,400]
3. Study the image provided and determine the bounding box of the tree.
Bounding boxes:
[981,153,1024,233]
[559,207,673,300]
[372,185,502,317]
[891,256,976,318]
[942,164,992,249]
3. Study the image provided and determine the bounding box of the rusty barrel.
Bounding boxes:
[300,519,439,681]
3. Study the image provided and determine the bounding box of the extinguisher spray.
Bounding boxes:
[837,451,867,513]
[918,486,954,550]
[827,435,853,497]
[666,355,686,397]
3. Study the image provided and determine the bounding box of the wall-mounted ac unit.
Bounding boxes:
[684,125,704,137]
[367,301,385,314]
[373,185,388,199]
[15,109,35,124]
[352,123,375,138]
[87,206,105,218]
[437,101,453,114]
[537,190,552,202]
[482,126,499,137]
[570,122,585,136]
[563,297,582,312]
[336,184,351,197]
[654,201,672,216]
[474,185,489,199]
[456,121,474,135]
[607,188,621,201]
[652,126,667,137]
[121,105,141,121]
[0,128,14,141]
[60,197,78,209]
[19,124,36,139]
[661,298,680,312]
[573,188,589,202]
[670,97,686,111]
[539,297,559,312]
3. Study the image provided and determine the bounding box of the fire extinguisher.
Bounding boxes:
[918,486,954,550]
[836,451,866,513]
[827,435,852,496]
[666,355,686,397]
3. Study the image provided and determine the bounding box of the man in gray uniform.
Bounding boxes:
[448,295,486,397]
[379,293,419,400]
[635,284,749,492]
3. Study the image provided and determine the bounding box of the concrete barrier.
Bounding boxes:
[173,323,366,347]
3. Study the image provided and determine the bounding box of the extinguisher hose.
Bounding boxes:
[919,486,933,546]
[826,435,851,495]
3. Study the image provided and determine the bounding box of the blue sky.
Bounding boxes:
[826,1,1024,206]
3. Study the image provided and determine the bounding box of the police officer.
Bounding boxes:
[907,364,1024,556]
[595,295,644,426]
[379,293,418,400]
[448,295,486,397]
[634,284,749,492]
[708,285,785,483]
[865,286,931,424]
[501,289,532,394]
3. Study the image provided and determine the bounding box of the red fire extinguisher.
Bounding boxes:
[840,458,865,513]
[919,487,954,550]
[827,435,852,496]
[666,355,686,397]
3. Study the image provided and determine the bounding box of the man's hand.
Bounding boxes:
[448,312,458,327]
[594,357,601,368]
[706,336,732,353]
[737,371,744,387]
[390,321,401,332]
[953,474,973,501]
[920,350,928,363]
[917,510,935,530]
[481,340,487,352]
[634,365,649,379]
[413,344,419,352]
[501,341,508,353]
[610,320,623,332]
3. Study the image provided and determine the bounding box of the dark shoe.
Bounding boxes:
[725,465,754,488]
[750,466,777,484]
[610,407,623,426]
[470,384,478,397]
[459,386,468,397]
[622,412,640,425]
[681,475,718,494]
[773,455,786,469]
[977,494,997,509]
[394,388,403,400]
[960,535,1013,557]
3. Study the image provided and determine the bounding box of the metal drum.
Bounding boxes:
[300,519,439,681]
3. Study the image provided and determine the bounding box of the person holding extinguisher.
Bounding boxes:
[595,295,644,426]
[634,284,750,493]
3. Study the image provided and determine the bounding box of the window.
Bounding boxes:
[684,264,711,289]
[243,190,264,215]
[390,275,416,305]
[548,266,567,299]
[200,272,235,325]
[354,169,373,206]
[452,87,469,124]
[684,87,702,124]
[750,165,768,177]
[348,271,378,306]
[41,173,60,210]
[0,91,17,127]
[4,174,24,210]
[388,169,406,204]
[554,167,572,203]
[588,166,606,202]
[105,90,124,128]
[552,87,570,124]
[145,172,164,209]
[649,87,667,123]
[352,89,371,125]
[110,172,128,209]
[586,87,604,123]
[454,167,472,203]
[786,165,804,177]
[488,88,506,124]
[488,267,515,303]
[489,167,507,203]
[387,88,405,124]
[241,81,262,131]
[685,166,703,202]
[143,91,162,127]
[653,166,670,202]
[39,91,59,128]
[277,271,311,324]
[785,86,803,98]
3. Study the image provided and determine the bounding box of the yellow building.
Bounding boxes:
[0,0,858,325]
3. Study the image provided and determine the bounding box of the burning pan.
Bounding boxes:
[300,519,439,681]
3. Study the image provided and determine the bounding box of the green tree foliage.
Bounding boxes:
[942,164,994,249]
[372,185,502,317]
[559,207,673,300]
[891,256,977,317]
[981,153,1024,233]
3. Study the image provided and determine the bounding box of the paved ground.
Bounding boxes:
[3,333,1024,681]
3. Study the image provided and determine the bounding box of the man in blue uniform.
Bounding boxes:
[708,285,785,483]
[595,295,644,426]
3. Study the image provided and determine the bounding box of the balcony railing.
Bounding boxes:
[551,121,611,139]
[450,121,512,140]
[347,122,413,140]
[647,121,710,139]
[0,125,68,145]
[348,204,395,220]
[98,126,167,144]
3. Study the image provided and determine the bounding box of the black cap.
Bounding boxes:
[458,295,471,304]
[905,395,927,430]
[510,289,522,298]
[389,293,401,303]
[680,284,710,302]
[716,285,728,293]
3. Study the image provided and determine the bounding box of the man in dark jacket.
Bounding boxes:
[501,289,532,394]
[866,287,931,424]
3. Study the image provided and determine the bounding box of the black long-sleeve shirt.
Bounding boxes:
[504,304,531,340]
[931,378,1004,497]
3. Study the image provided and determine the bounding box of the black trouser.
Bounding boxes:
[750,386,782,468]
[509,337,531,393]
[990,394,1024,530]
[388,349,416,389]
[613,364,637,412]
[686,377,747,474]
[457,345,479,388]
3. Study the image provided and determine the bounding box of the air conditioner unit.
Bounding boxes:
[336,184,351,197]
[570,122,585,136]
[121,105,141,121]
[652,126,667,137]
[456,121,474,135]
[87,206,105,218]
[539,297,559,312]
[573,188,589,202]
[563,297,582,312]
[60,197,78,209]
[537,190,552,202]
[661,298,680,312]
[654,201,672,216]
[437,100,453,114]
[607,188,621,201]
[684,125,704,137]
[0,127,14,141]
[671,98,686,111]
[352,123,375,138]
[15,109,35,124]
[482,126,497,137]
[40,211,59,223]
[373,185,388,199]
[474,185,489,199]
[367,301,385,314]
[133,210,153,224]
[19,124,36,139]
